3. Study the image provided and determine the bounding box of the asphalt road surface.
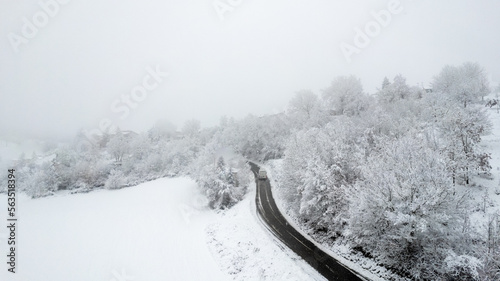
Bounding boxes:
[249,162,366,281]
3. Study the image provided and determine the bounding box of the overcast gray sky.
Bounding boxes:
[1,0,500,140]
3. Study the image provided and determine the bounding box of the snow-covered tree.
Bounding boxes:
[182,119,201,138]
[105,169,125,190]
[423,95,492,184]
[197,156,246,209]
[190,142,249,210]
[288,89,320,118]
[347,135,479,280]
[107,129,130,163]
[481,213,500,280]
[322,75,369,116]
[288,90,329,129]
[221,114,291,161]
[432,62,490,108]
[445,110,491,185]
[377,74,411,104]
[148,119,177,142]
[409,85,426,100]
[282,118,363,237]
[52,146,78,189]
[21,161,59,198]
[98,126,112,148]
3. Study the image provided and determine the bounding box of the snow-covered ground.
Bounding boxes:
[205,180,325,281]
[0,177,229,281]
[470,104,500,231]
[0,175,322,281]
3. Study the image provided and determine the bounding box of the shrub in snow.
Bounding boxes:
[444,251,482,281]
[51,145,113,190]
[190,142,249,210]
[52,147,79,189]
[15,161,59,198]
[73,157,112,188]
[70,181,92,194]
[201,157,246,210]
[105,170,125,190]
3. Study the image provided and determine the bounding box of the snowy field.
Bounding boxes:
[0,176,320,281]
[0,177,228,281]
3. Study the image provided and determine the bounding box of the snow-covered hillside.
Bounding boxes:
[0,177,228,281]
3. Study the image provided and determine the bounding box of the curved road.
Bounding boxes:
[249,162,367,281]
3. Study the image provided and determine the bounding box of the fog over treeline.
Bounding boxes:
[1,0,500,141]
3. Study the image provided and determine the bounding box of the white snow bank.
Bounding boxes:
[0,177,228,281]
[206,181,326,281]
